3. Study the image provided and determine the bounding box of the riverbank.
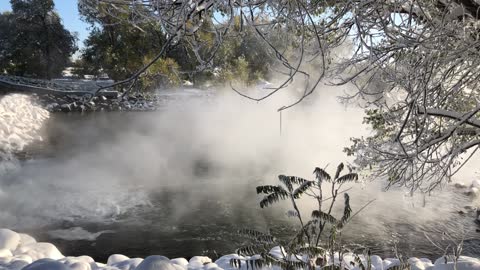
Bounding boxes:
[0,229,478,270]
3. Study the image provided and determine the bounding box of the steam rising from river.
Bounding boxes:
[0,88,477,247]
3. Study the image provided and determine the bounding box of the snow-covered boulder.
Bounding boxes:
[58,255,95,270]
[370,255,383,270]
[18,233,37,246]
[0,228,480,270]
[189,256,212,265]
[432,256,480,270]
[214,254,246,270]
[135,255,177,270]
[22,258,70,270]
[188,256,213,269]
[107,254,130,265]
[0,229,20,251]
[110,258,143,270]
[170,258,189,267]
[408,257,433,270]
[14,242,64,261]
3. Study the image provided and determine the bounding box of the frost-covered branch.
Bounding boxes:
[79,0,480,191]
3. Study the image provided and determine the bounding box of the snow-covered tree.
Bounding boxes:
[78,0,480,192]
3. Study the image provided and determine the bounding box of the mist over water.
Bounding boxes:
[0,88,478,260]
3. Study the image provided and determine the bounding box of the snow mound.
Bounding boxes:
[0,94,49,153]
[0,228,479,270]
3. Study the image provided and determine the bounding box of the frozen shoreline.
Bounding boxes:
[0,228,478,270]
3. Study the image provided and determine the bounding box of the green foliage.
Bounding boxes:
[363,109,388,134]
[343,109,395,165]
[0,0,77,79]
[77,3,180,90]
[233,164,363,269]
[311,210,337,224]
[211,16,276,86]
[141,56,181,89]
[76,8,277,88]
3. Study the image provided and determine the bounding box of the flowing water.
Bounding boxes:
[0,90,479,262]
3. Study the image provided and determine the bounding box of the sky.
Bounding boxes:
[0,0,90,49]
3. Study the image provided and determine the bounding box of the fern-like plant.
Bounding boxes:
[232,163,368,270]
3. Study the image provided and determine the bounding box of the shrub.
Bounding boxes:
[232,163,371,270]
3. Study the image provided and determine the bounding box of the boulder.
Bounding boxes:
[432,256,480,270]
[111,258,143,270]
[135,255,173,270]
[22,259,69,270]
[14,242,64,261]
[0,248,13,258]
[170,258,189,267]
[0,229,20,251]
[107,254,130,265]
[18,233,37,246]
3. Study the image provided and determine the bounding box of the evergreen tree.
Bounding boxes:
[0,0,77,79]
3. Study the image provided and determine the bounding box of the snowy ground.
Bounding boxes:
[0,228,478,270]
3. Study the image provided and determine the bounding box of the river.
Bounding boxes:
[0,89,479,262]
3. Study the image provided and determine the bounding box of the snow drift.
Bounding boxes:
[0,228,479,270]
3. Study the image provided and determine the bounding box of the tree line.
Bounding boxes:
[0,0,76,79]
[0,0,274,90]
[3,0,480,191]
[75,0,480,192]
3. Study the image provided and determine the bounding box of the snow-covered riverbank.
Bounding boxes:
[0,229,478,270]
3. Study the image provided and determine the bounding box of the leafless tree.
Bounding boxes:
[78,0,480,192]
